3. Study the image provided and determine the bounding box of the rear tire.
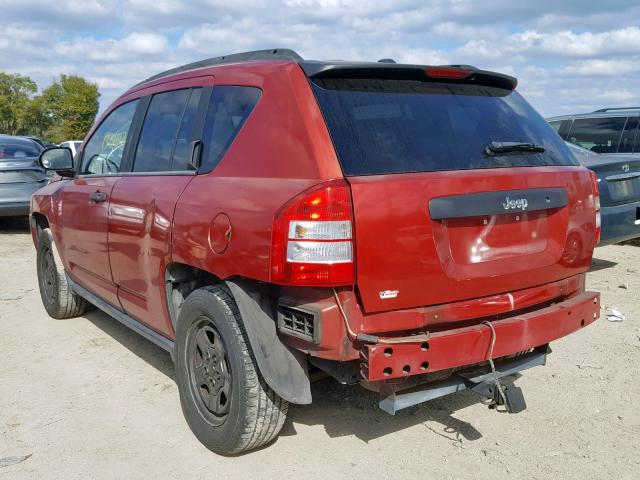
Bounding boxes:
[36,228,87,319]
[175,285,288,455]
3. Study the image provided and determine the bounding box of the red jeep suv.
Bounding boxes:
[32,49,601,455]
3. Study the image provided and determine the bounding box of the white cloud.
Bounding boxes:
[1,0,639,117]
[55,32,169,62]
[562,58,640,76]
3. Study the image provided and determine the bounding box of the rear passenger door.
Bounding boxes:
[108,87,207,337]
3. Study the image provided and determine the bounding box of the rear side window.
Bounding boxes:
[567,117,626,153]
[311,79,577,176]
[134,88,201,172]
[618,117,638,153]
[200,86,261,171]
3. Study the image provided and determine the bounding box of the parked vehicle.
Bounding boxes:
[59,140,83,157]
[21,136,57,150]
[548,107,640,155]
[565,142,640,244]
[0,134,46,217]
[31,49,601,455]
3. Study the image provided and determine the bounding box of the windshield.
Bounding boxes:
[311,78,578,176]
[0,139,42,159]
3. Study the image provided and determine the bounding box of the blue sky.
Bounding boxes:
[2,0,639,117]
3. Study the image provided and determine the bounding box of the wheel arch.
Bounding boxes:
[165,263,311,405]
[30,212,50,244]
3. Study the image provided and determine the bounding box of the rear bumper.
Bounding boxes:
[599,200,640,245]
[0,200,31,217]
[0,181,43,217]
[361,291,600,382]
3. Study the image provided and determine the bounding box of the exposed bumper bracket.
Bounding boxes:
[379,347,547,415]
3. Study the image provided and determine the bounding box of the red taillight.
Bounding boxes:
[589,171,601,245]
[271,180,354,286]
[425,66,471,79]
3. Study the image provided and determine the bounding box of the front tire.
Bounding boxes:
[36,228,87,319]
[175,285,288,455]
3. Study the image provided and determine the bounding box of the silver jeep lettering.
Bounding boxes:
[502,196,528,211]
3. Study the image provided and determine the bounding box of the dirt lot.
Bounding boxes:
[1,217,638,479]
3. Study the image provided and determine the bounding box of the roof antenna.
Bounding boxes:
[377,58,396,64]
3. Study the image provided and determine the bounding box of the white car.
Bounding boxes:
[59,140,83,157]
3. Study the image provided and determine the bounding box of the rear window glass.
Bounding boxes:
[567,117,626,153]
[311,79,578,176]
[0,140,41,159]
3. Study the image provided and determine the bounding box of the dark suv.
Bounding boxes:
[32,49,601,455]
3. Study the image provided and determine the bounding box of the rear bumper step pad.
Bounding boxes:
[361,291,600,382]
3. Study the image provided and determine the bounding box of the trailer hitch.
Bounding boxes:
[377,346,548,415]
[464,374,527,413]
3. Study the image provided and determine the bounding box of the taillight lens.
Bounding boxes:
[272,180,354,285]
[589,171,601,245]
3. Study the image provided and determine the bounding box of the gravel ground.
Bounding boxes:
[1,217,639,479]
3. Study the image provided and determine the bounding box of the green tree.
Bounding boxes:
[42,75,100,143]
[19,95,52,138]
[0,72,37,135]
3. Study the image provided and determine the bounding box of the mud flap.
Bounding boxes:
[226,279,312,405]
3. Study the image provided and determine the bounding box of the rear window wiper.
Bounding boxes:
[485,141,545,156]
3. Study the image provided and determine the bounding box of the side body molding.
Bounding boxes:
[225,279,312,405]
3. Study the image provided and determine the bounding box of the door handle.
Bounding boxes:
[89,191,107,203]
[187,139,202,170]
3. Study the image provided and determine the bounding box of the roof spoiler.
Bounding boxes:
[133,48,517,91]
[300,61,517,90]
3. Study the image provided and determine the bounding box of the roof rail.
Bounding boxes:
[592,106,640,113]
[135,48,303,87]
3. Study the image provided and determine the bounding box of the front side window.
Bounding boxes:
[81,100,139,175]
[200,86,261,171]
[567,117,626,153]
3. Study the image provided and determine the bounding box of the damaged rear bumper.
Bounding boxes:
[361,291,600,382]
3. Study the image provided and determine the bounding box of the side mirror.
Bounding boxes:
[39,147,75,176]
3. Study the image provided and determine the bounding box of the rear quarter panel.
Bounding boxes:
[172,62,342,281]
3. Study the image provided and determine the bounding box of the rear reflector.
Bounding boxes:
[272,180,355,286]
